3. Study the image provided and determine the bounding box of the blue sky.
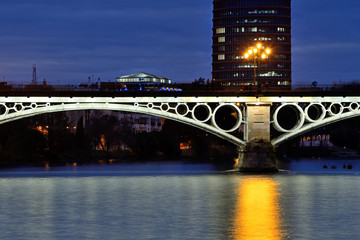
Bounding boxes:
[0,0,359,85]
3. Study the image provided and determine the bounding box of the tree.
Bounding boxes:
[0,119,47,165]
[74,116,92,158]
[192,77,205,85]
[86,112,127,153]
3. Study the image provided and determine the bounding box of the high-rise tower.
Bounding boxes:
[212,0,291,89]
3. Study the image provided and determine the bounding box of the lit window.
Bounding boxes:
[277,27,285,32]
[218,54,225,60]
[216,28,225,34]
[218,36,225,43]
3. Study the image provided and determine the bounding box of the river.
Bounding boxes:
[1,158,360,240]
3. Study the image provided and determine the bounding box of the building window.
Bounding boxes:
[277,81,289,86]
[218,54,225,60]
[218,36,225,43]
[216,28,225,34]
[218,46,226,51]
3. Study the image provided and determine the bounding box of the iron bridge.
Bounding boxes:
[1,95,360,147]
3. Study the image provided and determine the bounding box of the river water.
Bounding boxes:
[1,159,360,240]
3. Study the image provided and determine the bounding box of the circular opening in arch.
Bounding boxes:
[350,102,359,111]
[14,103,23,112]
[161,103,169,112]
[30,103,37,109]
[0,104,8,115]
[273,104,304,132]
[192,104,211,122]
[147,103,154,109]
[305,103,326,122]
[212,104,242,132]
[328,103,343,116]
[175,103,189,116]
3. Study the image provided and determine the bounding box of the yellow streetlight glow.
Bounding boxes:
[243,44,271,87]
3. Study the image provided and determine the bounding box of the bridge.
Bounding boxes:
[0,85,360,171]
[1,89,360,170]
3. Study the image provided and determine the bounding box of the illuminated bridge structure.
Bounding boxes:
[1,94,360,147]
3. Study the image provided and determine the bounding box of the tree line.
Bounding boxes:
[0,111,237,167]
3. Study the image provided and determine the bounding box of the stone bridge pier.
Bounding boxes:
[238,103,277,172]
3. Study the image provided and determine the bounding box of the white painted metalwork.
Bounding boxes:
[0,96,247,146]
[2,95,360,147]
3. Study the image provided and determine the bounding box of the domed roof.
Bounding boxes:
[116,72,171,84]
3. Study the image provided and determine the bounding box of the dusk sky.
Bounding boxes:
[0,0,359,85]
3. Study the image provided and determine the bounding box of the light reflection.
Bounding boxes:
[231,177,283,240]
[44,162,50,170]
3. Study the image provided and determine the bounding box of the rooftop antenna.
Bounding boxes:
[32,64,37,84]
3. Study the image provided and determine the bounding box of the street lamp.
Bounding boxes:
[244,43,271,86]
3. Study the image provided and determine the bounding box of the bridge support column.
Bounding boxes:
[245,103,271,141]
[237,103,278,172]
[237,138,278,172]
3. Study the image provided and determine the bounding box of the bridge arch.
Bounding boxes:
[0,102,245,147]
[272,107,360,146]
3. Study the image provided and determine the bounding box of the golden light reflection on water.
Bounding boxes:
[231,177,282,240]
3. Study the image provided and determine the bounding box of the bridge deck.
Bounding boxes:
[1,89,360,98]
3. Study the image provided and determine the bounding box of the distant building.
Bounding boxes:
[116,72,171,84]
[66,110,163,134]
[212,0,292,88]
[66,110,163,153]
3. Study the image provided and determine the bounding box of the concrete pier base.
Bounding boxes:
[237,138,278,173]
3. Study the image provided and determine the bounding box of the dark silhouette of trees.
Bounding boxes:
[162,119,237,160]
[329,117,360,151]
[0,119,47,166]
[192,77,206,86]
[86,113,130,153]
[74,116,92,159]
[131,131,180,159]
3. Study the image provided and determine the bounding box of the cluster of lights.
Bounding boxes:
[244,43,271,60]
[117,85,182,92]
[243,43,271,86]
[160,87,183,92]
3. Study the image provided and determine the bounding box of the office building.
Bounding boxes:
[212,0,291,88]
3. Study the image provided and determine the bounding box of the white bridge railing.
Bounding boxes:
[1,95,360,147]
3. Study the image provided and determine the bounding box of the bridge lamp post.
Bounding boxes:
[244,43,271,87]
